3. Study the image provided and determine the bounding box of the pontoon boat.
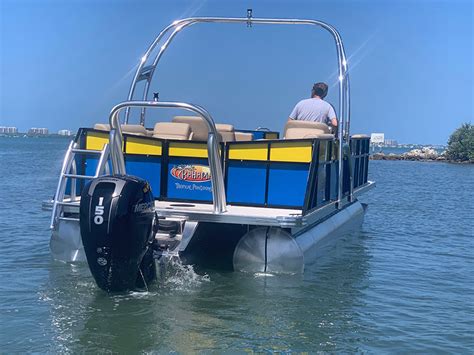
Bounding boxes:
[43,11,375,292]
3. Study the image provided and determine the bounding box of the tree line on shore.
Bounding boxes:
[445,123,473,162]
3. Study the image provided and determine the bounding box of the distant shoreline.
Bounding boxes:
[370,152,473,164]
[0,133,72,138]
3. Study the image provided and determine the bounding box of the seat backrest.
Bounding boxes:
[121,124,148,136]
[153,122,192,140]
[94,123,149,137]
[284,120,330,138]
[285,127,334,140]
[215,123,233,132]
[172,116,208,141]
[94,123,110,131]
[234,132,253,141]
[216,123,235,142]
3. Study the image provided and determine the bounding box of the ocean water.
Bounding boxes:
[0,136,473,353]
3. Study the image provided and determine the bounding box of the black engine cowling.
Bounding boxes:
[80,175,156,292]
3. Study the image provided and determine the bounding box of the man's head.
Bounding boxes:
[311,82,328,99]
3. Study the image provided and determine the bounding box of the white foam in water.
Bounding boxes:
[254,272,276,278]
[158,257,210,291]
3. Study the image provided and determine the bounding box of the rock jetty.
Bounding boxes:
[371,147,448,162]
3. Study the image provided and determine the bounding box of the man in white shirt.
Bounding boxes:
[288,82,338,128]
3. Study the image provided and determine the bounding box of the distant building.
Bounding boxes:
[58,129,73,136]
[384,139,398,146]
[28,127,49,135]
[0,126,18,134]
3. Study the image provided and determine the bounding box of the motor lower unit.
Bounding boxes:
[80,175,156,292]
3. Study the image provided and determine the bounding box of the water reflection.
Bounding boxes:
[42,230,370,352]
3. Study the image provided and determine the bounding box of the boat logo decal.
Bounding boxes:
[133,201,154,213]
[170,165,211,183]
[97,257,107,266]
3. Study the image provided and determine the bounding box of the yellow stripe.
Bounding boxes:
[169,142,208,158]
[126,137,162,156]
[270,141,313,162]
[228,143,268,161]
[86,132,109,150]
[265,132,279,139]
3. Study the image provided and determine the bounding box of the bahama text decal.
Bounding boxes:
[170,165,211,183]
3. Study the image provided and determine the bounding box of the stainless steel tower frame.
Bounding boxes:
[113,15,352,211]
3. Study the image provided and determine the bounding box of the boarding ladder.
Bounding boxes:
[50,141,110,229]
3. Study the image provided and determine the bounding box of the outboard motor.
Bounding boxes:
[80,175,156,292]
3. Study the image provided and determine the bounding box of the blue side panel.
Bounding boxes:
[267,163,309,207]
[125,156,161,197]
[167,158,212,202]
[65,155,85,196]
[65,175,83,196]
[226,162,267,205]
[65,156,112,196]
[250,131,265,139]
[84,156,99,178]
[65,156,98,196]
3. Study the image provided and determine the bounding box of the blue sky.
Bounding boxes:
[0,0,472,144]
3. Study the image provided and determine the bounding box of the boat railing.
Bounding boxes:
[50,141,110,229]
[108,100,227,214]
[44,128,373,226]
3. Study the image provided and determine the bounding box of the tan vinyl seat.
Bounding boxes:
[172,116,208,141]
[215,123,233,132]
[94,123,110,131]
[121,124,148,136]
[285,127,334,139]
[234,132,253,141]
[93,123,147,136]
[313,133,335,139]
[284,120,331,137]
[171,116,237,142]
[283,120,334,139]
[215,123,235,142]
[152,122,192,140]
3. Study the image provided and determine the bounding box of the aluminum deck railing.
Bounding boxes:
[108,100,227,213]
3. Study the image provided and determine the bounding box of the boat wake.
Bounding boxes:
[253,272,276,278]
[156,256,210,292]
